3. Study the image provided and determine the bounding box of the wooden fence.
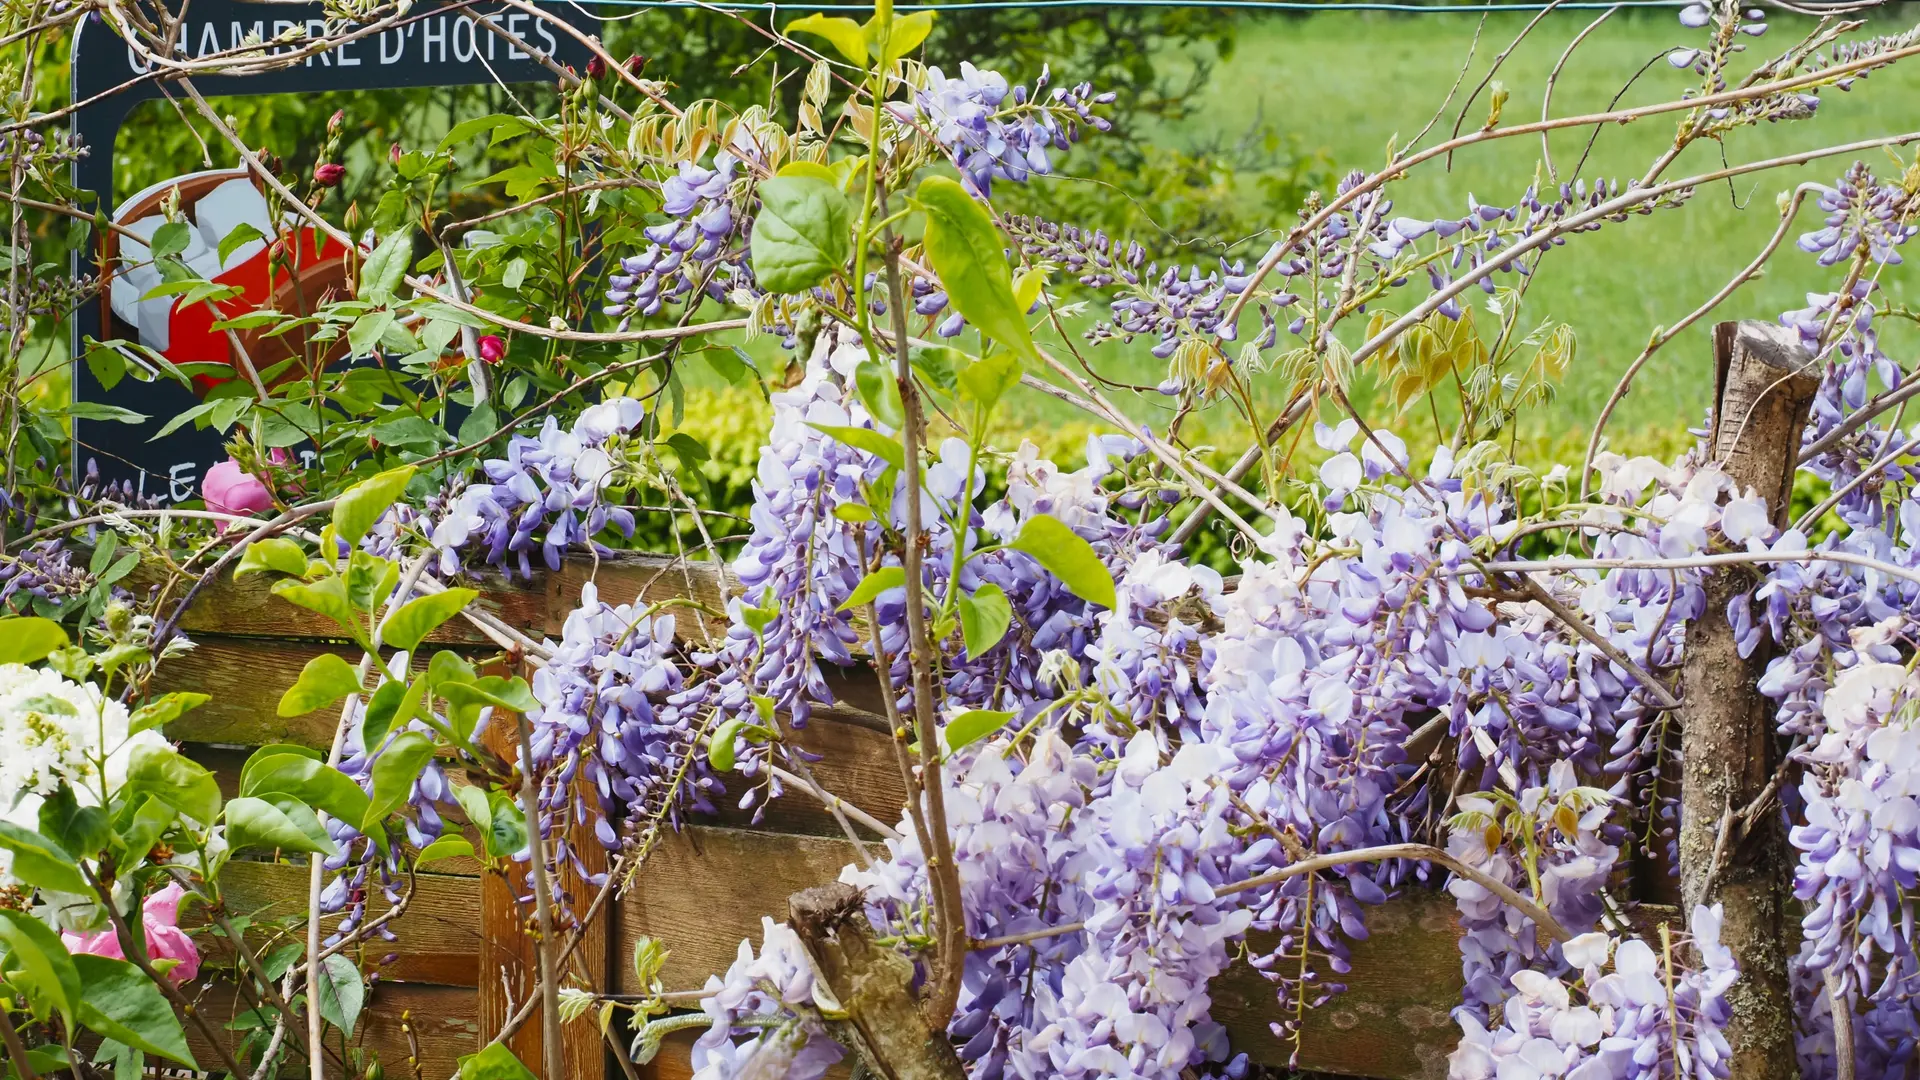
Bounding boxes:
[150,553,1680,1080]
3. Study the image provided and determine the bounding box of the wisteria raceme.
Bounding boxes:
[525,580,721,852]
[416,397,648,578]
[604,150,750,329]
[1007,172,1678,395]
[912,62,1114,198]
[320,657,460,944]
[680,917,845,1080]
[1448,904,1737,1080]
[1445,768,1619,1017]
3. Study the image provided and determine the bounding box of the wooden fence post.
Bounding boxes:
[477,685,610,1080]
[1677,320,1820,1080]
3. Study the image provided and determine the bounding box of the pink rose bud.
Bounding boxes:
[314,162,346,188]
[63,883,202,985]
[478,335,506,364]
[586,55,607,79]
[203,458,274,520]
[390,142,403,165]
[328,109,345,134]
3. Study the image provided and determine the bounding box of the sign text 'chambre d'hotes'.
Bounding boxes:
[70,0,600,500]
[118,8,568,77]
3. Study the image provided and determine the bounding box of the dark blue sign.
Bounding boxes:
[69,0,601,502]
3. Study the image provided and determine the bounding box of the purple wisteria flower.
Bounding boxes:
[913,62,1114,197]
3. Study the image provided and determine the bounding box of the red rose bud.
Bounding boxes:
[625,55,649,75]
[477,335,505,364]
[586,55,606,79]
[314,162,346,188]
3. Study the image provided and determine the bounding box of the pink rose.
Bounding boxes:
[477,334,505,364]
[202,459,273,518]
[63,883,202,985]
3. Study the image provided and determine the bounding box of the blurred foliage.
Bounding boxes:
[995,116,1330,264]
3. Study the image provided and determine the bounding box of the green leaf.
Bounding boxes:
[439,676,538,720]
[333,465,417,547]
[358,677,420,752]
[453,784,492,836]
[834,503,876,524]
[807,423,904,470]
[784,13,866,64]
[855,359,904,429]
[867,9,935,65]
[270,576,361,640]
[440,113,520,150]
[749,175,851,294]
[666,432,709,466]
[225,796,335,856]
[240,754,372,826]
[37,787,110,860]
[501,258,528,291]
[707,718,743,772]
[238,744,321,792]
[958,583,1013,659]
[148,221,190,260]
[1010,514,1116,610]
[914,175,1037,364]
[957,351,1022,414]
[459,1043,539,1080]
[360,228,414,305]
[838,566,905,613]
[111,798,174,869]
[129,692,209,735]
[416,835,473,866]
[382,589,479,653]
[216,222,266,267]
[484,792,527,858]
[212,511,286,565]
[425,650,478,693]
[0,821,89,894]
[278,653,365,717]
[125,744,221,825]
[315,953,364,1038]
[89,534,120,576]
[945,708,1015,753]
[0,616,68,665]
[0,908,81,1024]
[72,955,194,1065]
[362,731,438,834]
[95,1037,143,1080]
[347,311,395,357]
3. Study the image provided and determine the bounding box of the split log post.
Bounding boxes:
[1678,320,1821,1080]
[787,884,966,1080]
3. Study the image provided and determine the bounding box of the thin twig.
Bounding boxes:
[515,706,567,1080]
[1512,572,1683,710]
[971,841,1572,951]
[1581,184,1819,499]
[0,1006,41,1080]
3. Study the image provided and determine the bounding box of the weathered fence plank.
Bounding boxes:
[180,981,479,1079]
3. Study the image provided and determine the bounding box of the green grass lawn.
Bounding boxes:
[982,6,1920,466]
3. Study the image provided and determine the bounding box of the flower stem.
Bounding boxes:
[0,1004,41,1080]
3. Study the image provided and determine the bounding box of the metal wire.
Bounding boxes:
[592,0,1697,10]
